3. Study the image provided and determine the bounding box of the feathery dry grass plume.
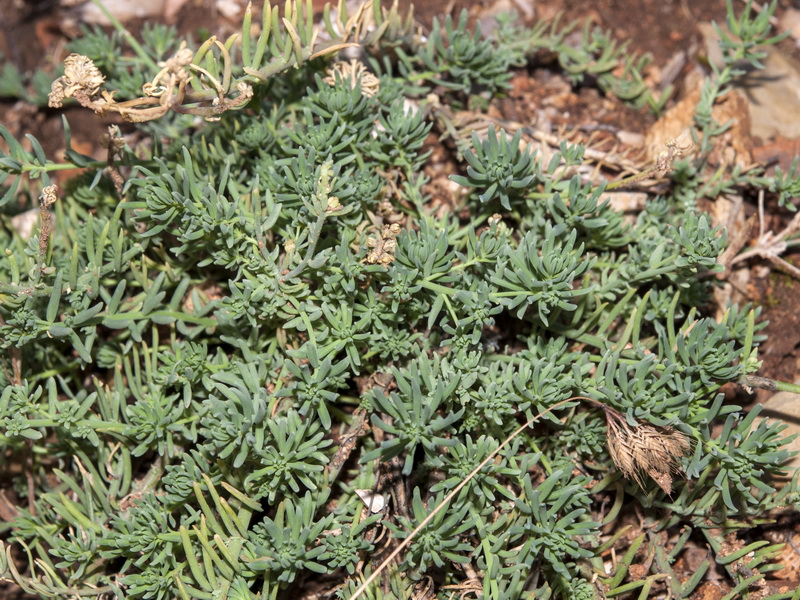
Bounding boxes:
[601,405,691,494]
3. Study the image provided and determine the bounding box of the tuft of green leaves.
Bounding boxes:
[450,125,536,209]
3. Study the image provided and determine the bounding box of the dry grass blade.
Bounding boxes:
[347,396,583,600]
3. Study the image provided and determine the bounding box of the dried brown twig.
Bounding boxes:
[37,185,58,267]
[729,189,800,280]
[48,49,254,123]
[426,98,646,180]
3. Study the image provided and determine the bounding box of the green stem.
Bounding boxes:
[605,166,658,191]
[22,160,105,173]
[89,0,158,71]
[281,211,327,282]
[419,279,457,295]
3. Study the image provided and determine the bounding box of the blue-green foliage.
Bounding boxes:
[418,11,514,95]
[246,494,331,584]
[387,488,475,572]
[451,125,536,210]
[0,1,797,599]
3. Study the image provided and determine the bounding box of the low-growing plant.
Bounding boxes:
[1,0,800,599]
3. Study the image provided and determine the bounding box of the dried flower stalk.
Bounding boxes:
[364,223,401,266]
[38,185,58,265]
[49,49,253,123]
[48,54,106,107]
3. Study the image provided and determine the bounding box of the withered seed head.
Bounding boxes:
[323,59,380,98]
[605,411,690,495]
[49,54,106,108]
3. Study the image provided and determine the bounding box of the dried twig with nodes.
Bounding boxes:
[48,48,254,123]
[47,0,400,123]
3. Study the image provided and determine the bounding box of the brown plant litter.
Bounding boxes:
[601,404,692,494]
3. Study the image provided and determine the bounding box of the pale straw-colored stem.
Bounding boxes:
[347,396,593,600]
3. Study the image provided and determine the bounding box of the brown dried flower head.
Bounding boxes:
[365,223,401,266]
[654,130,694,176]
[604,409,691,495]
[49,54,106,108]
[323,59,380,98]
[40,185,58,208]
[144,41,196,97]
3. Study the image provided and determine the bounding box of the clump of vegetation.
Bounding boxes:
[1,1,799,599]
